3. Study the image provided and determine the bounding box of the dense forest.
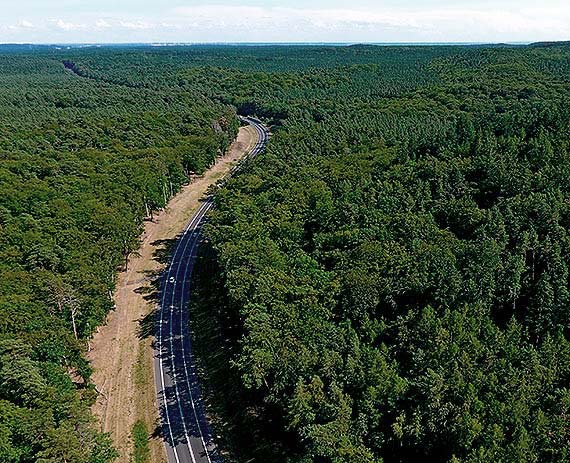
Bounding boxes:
[0,47,238,462]
[198,44,570,463]
[0,43,569,462]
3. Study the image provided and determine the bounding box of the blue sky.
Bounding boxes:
[1,1,569,43]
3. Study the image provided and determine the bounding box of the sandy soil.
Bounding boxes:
[88,125,257,463]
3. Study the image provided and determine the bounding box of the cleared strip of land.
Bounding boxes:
[88,125,257,463]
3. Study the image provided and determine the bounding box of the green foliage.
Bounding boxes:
[0,48,237,462]
[2,42,570,462]
[201,43,570,462]
[131,421,150,463]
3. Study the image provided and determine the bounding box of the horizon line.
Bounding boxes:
[0,40,541,47]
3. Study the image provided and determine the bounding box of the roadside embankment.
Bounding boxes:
[88,125,257,463]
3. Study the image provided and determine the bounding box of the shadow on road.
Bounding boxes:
[134,236,180,341]
[152,238,178,265]
[184,242,293,463]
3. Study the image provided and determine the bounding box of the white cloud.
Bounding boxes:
[160,22,183,30]
[53,19,86,31]
[18,20,34,29]
[166,4,570,42]
[169,4,570,38]
[119,20,154,30]
[1,3,570,43]
[95,19,111,29]
[8,19,35,30]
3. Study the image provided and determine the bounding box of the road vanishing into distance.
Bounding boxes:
[154,117,268,463]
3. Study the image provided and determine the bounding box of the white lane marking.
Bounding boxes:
[159,204,207,461]
[157,333,181,463]
[177,207,214,463]
[159,200,210,463]
[157,119,267,463]
[169,281,197,463]
[166,202,212,462]
[169,120,266,461]
[171,119,267,463]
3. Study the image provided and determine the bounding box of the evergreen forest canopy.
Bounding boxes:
[0,43,569,462]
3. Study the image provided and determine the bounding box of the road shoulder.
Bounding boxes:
[87,125,257,463]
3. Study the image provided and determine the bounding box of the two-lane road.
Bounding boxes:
[154,118,268,463]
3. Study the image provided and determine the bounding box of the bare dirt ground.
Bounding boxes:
[88,125,257,463]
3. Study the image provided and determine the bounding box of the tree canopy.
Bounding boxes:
[0,43,569,462]
[0,47,237,462]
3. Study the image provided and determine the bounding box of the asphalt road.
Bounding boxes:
[154,117,268,463]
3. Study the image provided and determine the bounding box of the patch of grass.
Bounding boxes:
[131,420,150,463]
[134,341,148,388]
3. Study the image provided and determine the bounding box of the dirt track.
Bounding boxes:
[88,125,257,463]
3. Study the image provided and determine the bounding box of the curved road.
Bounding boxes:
[154,118,268,463]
